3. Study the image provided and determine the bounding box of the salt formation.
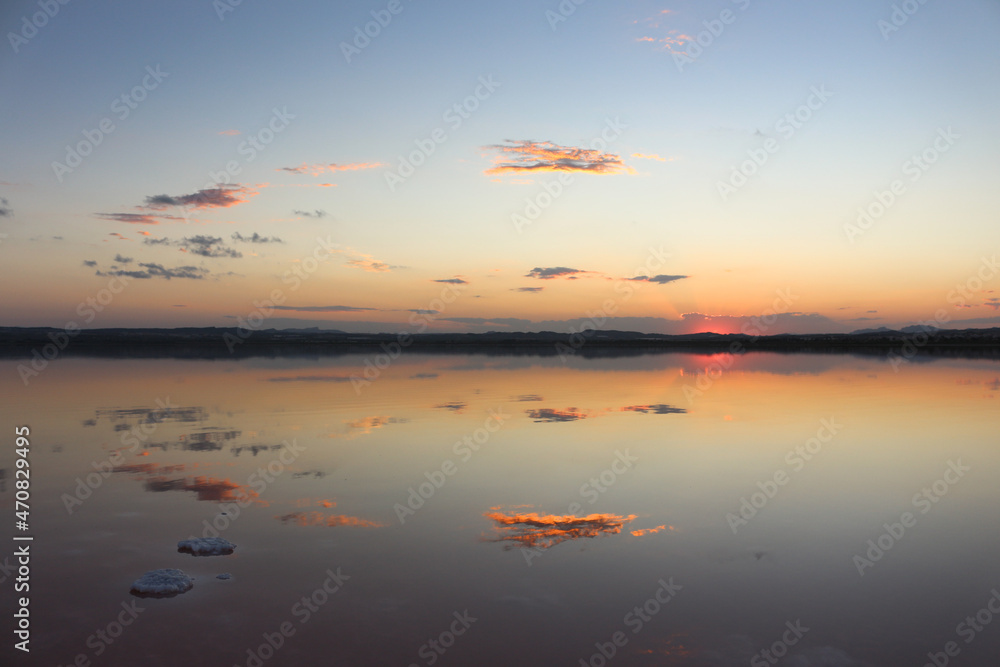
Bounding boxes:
[130,569,194,597]
[177,537,236,556]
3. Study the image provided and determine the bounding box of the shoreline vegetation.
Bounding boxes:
[1,326,999,360]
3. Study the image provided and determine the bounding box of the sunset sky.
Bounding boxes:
[1,0,998,334]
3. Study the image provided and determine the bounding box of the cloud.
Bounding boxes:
[141,475,258,503]
[96,263,209,280]
[512,287,544,293]
[96,212,175,225]
[526,408,588,422]
[144,185,255,210]
[484,508,637,550]
[113,254,133,264]
[620,404,686,415]
[83,260,98,267]
[636,27,693,54]
[434,402,467,412]
[293,209,327,218]
[231,232,283,244]
[627,274,688,284]
[275,511,384,528]
[278,162,383,176]
[439,317,533,328]
[271,305,380,312]
[218,129,241,136]
[143,235,242,258]
[433,278,468,284]
[525,267,591,280]
[266,375,355,383]
[107,233,130,240]
[484,140,630,175]
[985,298,1000,310]
[337,247,395,272]
[0,197,12,217]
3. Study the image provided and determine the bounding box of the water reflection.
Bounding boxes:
[2,352,999,666]
[484,508,638,550]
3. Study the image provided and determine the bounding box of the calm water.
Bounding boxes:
[1,352,999,666]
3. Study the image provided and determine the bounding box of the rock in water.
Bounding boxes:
[216,573,232,580]
[177,537,236,556]
[131,569,195,597]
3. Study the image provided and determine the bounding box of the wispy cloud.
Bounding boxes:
[144,184,256,211]
[266,375,355,383]
[96,263,209,280]
[96,213,179,225]
[218,129,241,136]
[232,232,283,244]
[293,209,327,218]
[271,305,380,312]
[144,235,243,258]
[525,267,593,280]
[433,277,468,284]
[113,254,133,264]
[627,274,687,284]
[331,246,396,273]
[512,287,544,293]
[96,184,256,226]
[0,197,12,217]
[275,511,384,528]
[485,140,631,175]
[278,162,383,176]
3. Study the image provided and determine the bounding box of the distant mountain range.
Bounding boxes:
[1,325,998,360]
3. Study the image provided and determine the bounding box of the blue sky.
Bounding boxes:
[2,0,999,333]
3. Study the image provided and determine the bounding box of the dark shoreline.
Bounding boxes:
[1,326,999,361]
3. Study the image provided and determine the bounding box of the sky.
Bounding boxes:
[1,0,999,335]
